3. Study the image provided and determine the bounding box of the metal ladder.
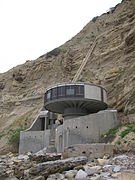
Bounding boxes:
[72,38,97,83]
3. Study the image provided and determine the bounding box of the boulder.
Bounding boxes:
[75,169,88,179]
[29,156,87,178]
[48,173,64,180]
[29,153,61,163]
[83,165,101,175]
[97,158,108,166]
[65,170,77,179]
[113,165,121,172]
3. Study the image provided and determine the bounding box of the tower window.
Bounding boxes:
[58,86,65,97]
[66,85,75,96]
[52,87,57,99]
[76,85,84,96]
[47,90,51,100]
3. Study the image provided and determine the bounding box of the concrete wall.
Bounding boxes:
[62,144,114,160]
[19,110,58,154]
[55,110,118,152]
[19,130,50,154]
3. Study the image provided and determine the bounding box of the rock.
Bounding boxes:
[117,172,135,180]
[6,161,14,167]
[34,148,47,156]
[113,165,121,172]
[32,176,45,180]
[29,153,61,163]
[14,166,24,179]
[4,177,18,180]
[29,156,87,178]
[74,165,85,171]
[0,166,8,179]
[111,172,121,178]
[103,165,115,172]
[7,152,14,158]
[6,170,14,176]
[97,158,108,166]
[65,170,77,179]
[100,172,111,178]
[90,175,102,180]
[13,159,22,165]
[24,169,30,179]
[113,154,128,161]
[27,152,32,156]
[48,173,64,180]
[83,165,101,175]
[75,169,88,179]
[103,154,110,159]
[18,154,29,161]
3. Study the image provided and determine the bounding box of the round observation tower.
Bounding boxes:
[44,82,108,119]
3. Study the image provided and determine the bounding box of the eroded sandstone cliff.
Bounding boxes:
[0,0,135,153]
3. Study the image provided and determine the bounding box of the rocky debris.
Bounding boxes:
[29,153,61,163]
[17,154,29,161]
[29,156,87,178]
[0,152,135,179]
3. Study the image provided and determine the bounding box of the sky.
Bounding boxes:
[0,0,122,73]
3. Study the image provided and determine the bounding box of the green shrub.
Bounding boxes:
[106,124,122,137]
[117,140,121,145]
[120,124,135,138]
[8,126,26,150]
[119,67,125,76]
[100,124,122,143]
[120,129,130,138]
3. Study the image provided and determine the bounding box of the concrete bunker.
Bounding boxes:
[19,82,118,154]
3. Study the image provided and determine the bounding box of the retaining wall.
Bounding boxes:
[55,110,118,152]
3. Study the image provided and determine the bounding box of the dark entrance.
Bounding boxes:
[41,118,45,131]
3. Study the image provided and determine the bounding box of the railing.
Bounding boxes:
[45,85,84,103]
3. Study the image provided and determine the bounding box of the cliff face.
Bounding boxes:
[0,0,135,153]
